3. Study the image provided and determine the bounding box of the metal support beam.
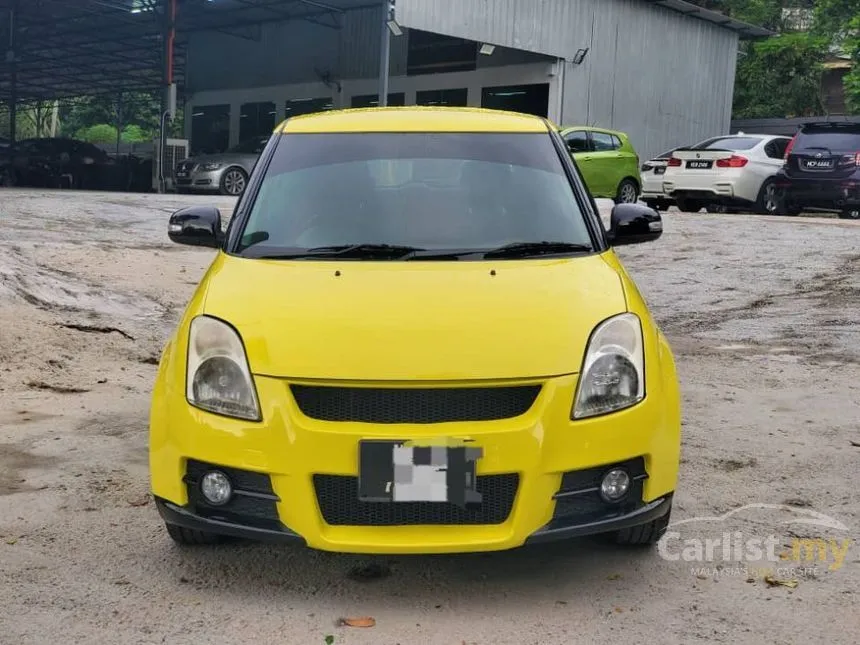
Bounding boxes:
[7,0,19,145]
[377,0,391,107]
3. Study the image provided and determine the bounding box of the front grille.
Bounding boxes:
[184,459,281,530]
[290,385,540,424]
[313,473,519,525]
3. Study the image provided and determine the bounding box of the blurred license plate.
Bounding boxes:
[802,159,834,170]
[358,440,482,506]
[176,171,188,178]
[686,160,712,169]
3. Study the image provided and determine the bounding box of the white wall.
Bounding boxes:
[185,62,560,147]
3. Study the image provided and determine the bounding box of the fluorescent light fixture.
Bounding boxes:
[387,19,402,36]
[479,43,495,56]
[572,47,589,65]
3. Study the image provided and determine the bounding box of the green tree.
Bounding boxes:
[732,32,829,117]
[814,0,860,112]
[76,123,118,143]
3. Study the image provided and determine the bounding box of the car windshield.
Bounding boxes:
[236,132,593,258]
[229,137,267,154]
[693,136,762,151]
[795,128,860,152]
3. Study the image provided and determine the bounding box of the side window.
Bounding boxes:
[766,138,789,159]
[611,134,623,149]
[564,130,591,153]
[592,132,616,152]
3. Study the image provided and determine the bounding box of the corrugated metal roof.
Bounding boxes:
[643,0,775,38]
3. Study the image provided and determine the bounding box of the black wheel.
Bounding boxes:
[839,207,860,220]
[220,167,248,196]
[615,178,639,204]
[165,522,222,546]
[613,507,672,546]
[676,198,704,213]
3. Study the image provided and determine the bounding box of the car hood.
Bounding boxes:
[200,252,628,381]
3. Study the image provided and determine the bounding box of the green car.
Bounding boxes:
[559,126,642,203]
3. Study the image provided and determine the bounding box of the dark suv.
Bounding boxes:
[774,122,860,219]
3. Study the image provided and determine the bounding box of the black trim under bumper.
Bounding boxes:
[155,497,307,545]
[523,493,673,545]
[156,493,673,550]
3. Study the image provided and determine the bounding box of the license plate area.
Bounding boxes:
[686,160,713,169]
[358,440,482,506]
[801,159,835,171]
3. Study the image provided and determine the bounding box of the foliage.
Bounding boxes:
[74,122,154,144]
[733,32,830,118]
[814,0,860,111]
[76,123,119,144]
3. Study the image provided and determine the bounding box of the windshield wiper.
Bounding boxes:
[481,241,593,259]
[255,243,425,260]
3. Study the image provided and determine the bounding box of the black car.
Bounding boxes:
[10,137,116,189]
[774,122,860,219]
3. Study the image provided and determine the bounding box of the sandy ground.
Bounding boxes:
[1,188,858,645]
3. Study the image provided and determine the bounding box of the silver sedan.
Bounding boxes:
[174,136,268,196]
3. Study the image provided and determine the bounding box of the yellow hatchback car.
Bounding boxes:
[150,107,681,554]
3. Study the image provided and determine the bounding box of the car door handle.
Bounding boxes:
[580,156,594,161]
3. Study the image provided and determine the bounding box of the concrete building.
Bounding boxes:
[182,0,770,161]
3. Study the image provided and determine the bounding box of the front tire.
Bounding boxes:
[165,522,222,546]
[220,167,248,196]
[615,178,639,204]
[613,507,672,546]
[839,207,860,220]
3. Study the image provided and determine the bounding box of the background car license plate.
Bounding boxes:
[358,440,482,506]
[686,160,712,169]
[802,159,834,170]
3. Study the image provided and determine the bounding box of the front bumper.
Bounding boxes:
[174,168,224,191]
[150,371,681,554]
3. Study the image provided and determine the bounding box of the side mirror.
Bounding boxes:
[608,203,663,246]
[167,205,223,248]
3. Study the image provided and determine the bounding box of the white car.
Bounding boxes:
[662,133,792,213]
[640,148,680,211]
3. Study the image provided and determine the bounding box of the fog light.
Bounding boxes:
[600,468,630,502]
[201,471,232,505]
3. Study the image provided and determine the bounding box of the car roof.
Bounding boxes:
[277,106,550,134]
[559,125,626,137]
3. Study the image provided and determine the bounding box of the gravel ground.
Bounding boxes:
[1,189,858,645]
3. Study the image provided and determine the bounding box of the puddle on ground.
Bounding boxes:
[0,248,165,320]
[0,443,59,496]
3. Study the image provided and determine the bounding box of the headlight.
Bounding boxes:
[200,162,223,171]
[186,315,261,421]
[572,313,645,419]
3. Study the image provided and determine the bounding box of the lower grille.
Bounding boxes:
[291,384,541,424]
[550,457,647,525]
[184,459,281,530]
[313,473,519,526]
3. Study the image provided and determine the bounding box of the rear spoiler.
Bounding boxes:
[800,121,860,130]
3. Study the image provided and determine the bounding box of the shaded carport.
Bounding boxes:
[0,0,390,188]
